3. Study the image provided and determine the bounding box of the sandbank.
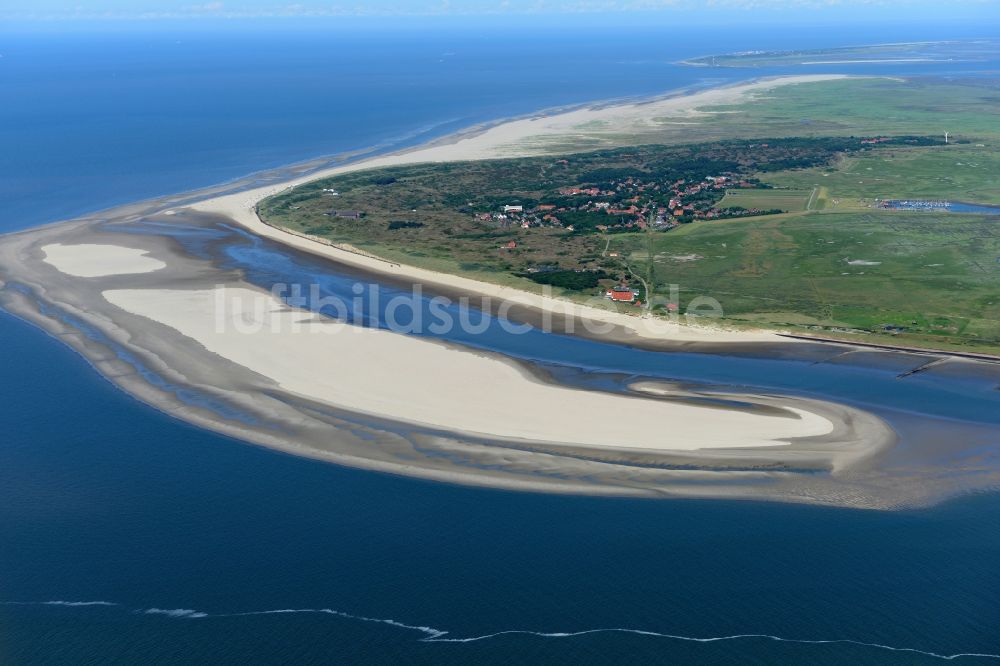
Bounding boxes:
[103,286,834,451]
[41,243,166,277]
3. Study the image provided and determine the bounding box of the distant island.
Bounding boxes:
[680,39,999,68]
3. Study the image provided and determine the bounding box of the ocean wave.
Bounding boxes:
[217,608,445,639]
[1,600,118,607]
[142,608,209,619]
[3,600,997,661]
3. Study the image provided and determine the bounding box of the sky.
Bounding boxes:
[3,0,997,24]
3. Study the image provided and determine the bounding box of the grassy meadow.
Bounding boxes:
[763,143,1000,205]
[615,211,1000,352]
[630,77,1000,350]
[693,78,1000,143]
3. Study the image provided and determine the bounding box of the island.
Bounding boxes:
[680,40,1000,68]
[1,74,998,510]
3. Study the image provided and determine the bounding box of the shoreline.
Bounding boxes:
[0,218,908,509]
[0,74,764,238]
[778,333,1000,363]
[189,74,856,347]
[5,73,999,509]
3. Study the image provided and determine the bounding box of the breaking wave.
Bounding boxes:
[1,600,118,607]
[3,600,998,661]
[142,608,210,619]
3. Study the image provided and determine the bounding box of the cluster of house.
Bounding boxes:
[476,171,776,240]
[556,173,761,229]
[663,175,761,221]
[558,186,654,231]
[478,204,575,232]
[860,136,894,145]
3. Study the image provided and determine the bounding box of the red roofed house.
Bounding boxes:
[606,286,637,303]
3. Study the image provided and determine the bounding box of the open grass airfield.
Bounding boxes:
[718,188,816,211]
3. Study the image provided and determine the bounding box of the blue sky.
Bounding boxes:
[3,0,997,23]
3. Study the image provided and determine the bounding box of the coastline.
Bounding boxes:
[189,74,855,347]
[9,234,997,510]
[0,218,907,508]
[4,73,999,509]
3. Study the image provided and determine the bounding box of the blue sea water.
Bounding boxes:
[2,21,998,232]
[2,20,1000,664]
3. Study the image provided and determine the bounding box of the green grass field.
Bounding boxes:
[675,78,1000,351]
[614,211,1000,352]
[717,188,816,212]
[694,78,1000,143]
[761,143,1000,205]
[511,78,1000,153]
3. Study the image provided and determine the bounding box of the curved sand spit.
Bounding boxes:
[103,286,835,451]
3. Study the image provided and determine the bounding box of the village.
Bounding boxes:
[477,170,779,241]
[265,136,924,309]
[470,171,780,305]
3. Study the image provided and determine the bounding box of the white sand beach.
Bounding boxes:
[103,286,835,451]
[41,243,166,277]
